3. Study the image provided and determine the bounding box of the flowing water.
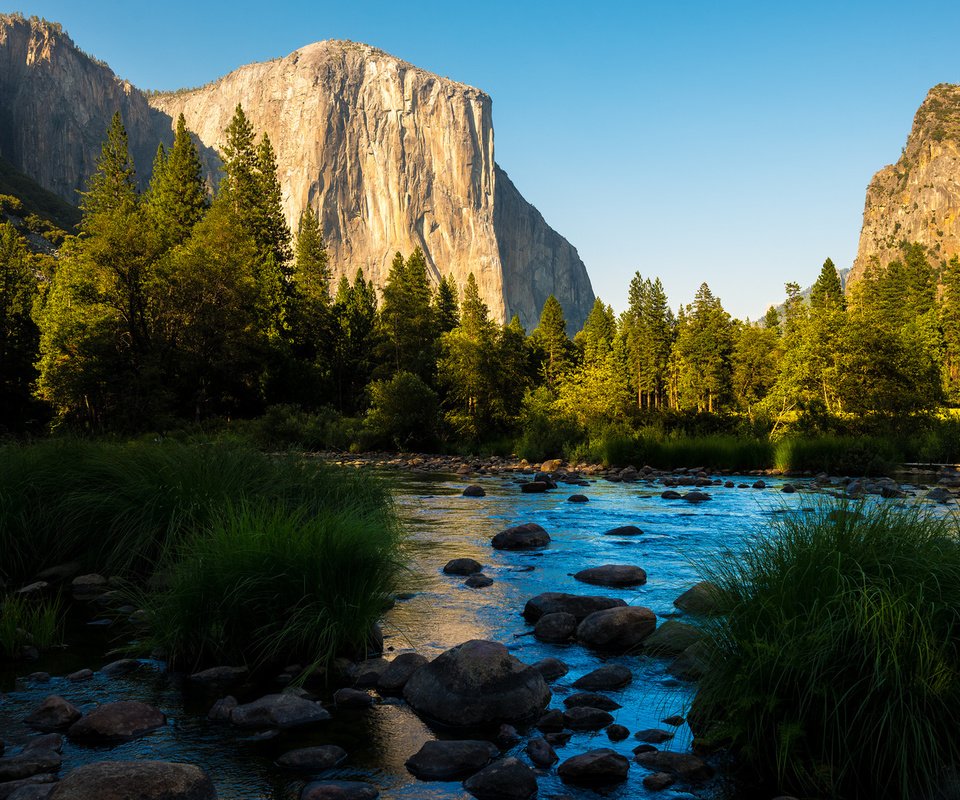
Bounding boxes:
[0,470,832,799]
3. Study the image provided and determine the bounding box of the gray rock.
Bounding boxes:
[350,658,388,688]
[70,574,107,599]
[673,581,721,615]
[534,612,577,643]
[523,592,626,622]
[606,724,629,741]
[443,558,482,576]
[557,748,630,785]
[333,688,374,709]
[463,757,537,800]
[927,487,954,504]
[65,670,92,683]
[464,574,493,588]
[377,653,428,695]
[0,777,57,800]
[48,761,215,799]
[0,751,61,782]
[602,525,643,536]
[536,709,565,732]
[300,781,379,800]
[634,750,714,782]
[531,657,568,681]
[635,728,674,744]
[563,706,614,730]
[188,665,248,689]
[573,565,647,588]
[100,659,140,677]
[567,494,589,503]
[405,740,498,780]
[24,697,81,732]
[644,620,703,656]
[668,640,710,681]
[643,772,676,791]
[563,693,621,711]
[525,737,557,767]
[230,694,330,729]
[67,702,165,744]
[403,640,550,727]
[462,485,486,497]
[207,696,237,722]
[577,606,657,651]
[276,745,348,771]
[572,664,632,691]
[15,583,48,598]
[491,523,550,550]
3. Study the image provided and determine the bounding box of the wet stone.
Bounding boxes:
[491,523,551,550]
[230,694,330,729]
[577,606,657,652]
[635,728,674,744]
[24,697,81,732]
[207,696,237,722]
[634,750,714,783]
[333,688,374,709]
[523,592,626,623]
[462,485,486,497]
[67,701,166,745]
[531,657,568,682]
[557,748,630,786]
[606,724,630,741]
[376,653,428,695]
[443,558,483,576]
[563,692,621,711]
[563,706,614,730]
[405,740,498,781]
[526,737,558,767]
[65,670,92,683]
[534,612,577,643]
[572,664,633,691]
[567,494,589,503]
[643,772,676,791]
[602,525,643,536]
[300,781,379,800]
[276,745,348,771]
[464,574,493,588]
[48,760,215,800]
[463,757,537,800]
[573,565,647,588]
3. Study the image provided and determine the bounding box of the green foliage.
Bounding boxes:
[695,502,960,799]
[331,269,380,414]
[514,386,583,462]
[433,273,460,334]
[0,156,80,233]
[772,435,901,475]
[146,114,207,246]
[0,594,63,659]
[530,294,574,389]
[671,283,734,412]
[365,371,439,449]
[144,498,404,671]
[378,249,438,383]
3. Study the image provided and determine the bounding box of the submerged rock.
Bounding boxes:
[525,737,558,767]
[24,697,81,733]
[464,574,493,588]
[523,592,626,622]
[230,694,330,729]
[491,523,550,550]
[573,565,647,588]
[405,740,498,780]
[557,748,630,785]
[463,757,537,800]
[563,692,621,711]
[634,750,714,782]
[563,706,614,730]
[602,525,644,536]
[276,745,348,771]
[462,485,486,497]
[48,761,215,800]
[443,558,482,576]
[300,781,379,800]
[644,620,703,656]
[531,657,569,682]
[403,640,550,726]
[67,702,165,745]
[572,664,632,691]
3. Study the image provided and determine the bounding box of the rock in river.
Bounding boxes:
[491,523,550,550]
[230,694,330,729]
[523,592,626,622]
[24,697,81,732]
[573,565,647,588]
[534,612,577,643]
[377,653,428,695]
[572,664,632,691]
[276,745,348,771]
[66,702,165,745]
[48,761,215,800]
[403,640,550,727]
[405,740,498,780]
[300,781,379,800]
[577,606,657,651]
[463,757,537,800]
[558,748,630,785]
[443,558,482,576]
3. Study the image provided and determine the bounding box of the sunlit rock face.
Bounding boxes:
[0,14,594,329]
[851,83,960,284]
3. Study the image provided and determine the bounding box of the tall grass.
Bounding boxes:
[576,428,773,470]
[0,594,63,659]
[694,501,960,799]
[772,435,902,475]
[143,500,404,672]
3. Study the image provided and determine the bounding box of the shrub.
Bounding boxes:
[694,502,960,799]
[0,594,62,659]
[365,371,439,450]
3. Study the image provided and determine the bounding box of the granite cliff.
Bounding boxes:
[851,83,960,283]
[0,14,594,329]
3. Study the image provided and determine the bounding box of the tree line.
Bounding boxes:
[1,109,958,447]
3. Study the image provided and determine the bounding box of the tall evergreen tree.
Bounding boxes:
[433,273,460,333]
[0,223,41,430]
[809,257,845,311]
[254,133,293,268]
[531,294,573,389]
[147,114,206,246]
[331,269,380,413]
[671,283,734,413]
[377,247,438,382]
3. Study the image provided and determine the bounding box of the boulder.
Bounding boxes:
[533,612,577,643]
[606,724,629,742]
[377,653,428,695]
[557,748,630,785]
[207,696,237,722]
[230,694,330,729]
[520,481,550,494]
[660,490,682,500]
[188,665,248,690]
[277,745,348,771]
[333,689,374,709]
[602,525,644,536]
[0,751,61,782]
[573,565,647,588]
[1,776,57,800]
[643,772,676,791]
[577,606,657,651]
[523,592,626,623]
[443,558,482,576]
[525,737,557,767]
[781,483,796,494]
[540,459,563,472]
[66,702,165,744]
[536,709,564,733]
[635,728,674,744]
[927,487,954,504]
[403,640,550,726]
[673,581,722,615]
[682,491,711,503]
[668,640,710,681]
[563,692,621,711]
[405,740,497,780]
[572,664,632,691]
[491,523,550,550]
[752,480,766,489]
[643,620,703,656]
[70,574,107,599]
[634,750,714,782]
[100,659,140,677]
[300,782,379,800]
[350,658,388,688]
[48,761,214,800]
[462,485,486,497]
[463,757,537,800]
[567,494,589,503]
[24,697,81,732]
[464,574,493,588]
[531,657,568,682]
[563,707,614,730]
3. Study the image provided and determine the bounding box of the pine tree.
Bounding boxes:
[331,268,380,413]
[575,298,616,367]
[254,133,293,268]
[377,247,438,382]
[531,294,573,389]
[433,273,460,333]
[671,283,734,413]
[941,255,960,400]
[809,257,845,311]
[0,223,41,430]
[292,206,330,304]
[147,114,206,245]
[80,111,137,220]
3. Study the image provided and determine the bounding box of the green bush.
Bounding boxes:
[144,499,404,672]
[365,371,439,450]
[514,386,583,463]
[694,502,960,799]
[0,594,62,659]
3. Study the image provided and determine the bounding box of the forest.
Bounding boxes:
[2,108,960,469]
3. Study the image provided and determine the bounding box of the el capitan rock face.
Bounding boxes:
[0,14,594,330]
[851,83,960,284]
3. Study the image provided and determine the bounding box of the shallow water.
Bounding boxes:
[0,472,844,799]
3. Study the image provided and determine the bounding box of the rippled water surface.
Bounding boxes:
[0,470,827,799]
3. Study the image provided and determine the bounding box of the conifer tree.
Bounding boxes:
[0,223,40,430]
[378,247,437,382]
[147,114,207,245]
[433,273,460,333]
[254,133,293,268]
[809,257,845,311]
[531,294,573,389]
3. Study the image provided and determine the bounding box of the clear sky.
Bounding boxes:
[9,0,960,319]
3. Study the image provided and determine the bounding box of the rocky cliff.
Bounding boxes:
[0,14,594,329]
[851,83,960,283]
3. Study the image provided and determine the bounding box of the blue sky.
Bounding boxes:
[10,1,960,319]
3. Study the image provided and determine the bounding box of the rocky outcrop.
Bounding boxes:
[851,83,960,284]
[0,14,594,329]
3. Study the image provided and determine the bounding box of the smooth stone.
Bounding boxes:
[606,724,630,742]
[24,697,81,732]
[207,696,237,722]
[525,737,558,767]
[0,777,57,800]
[557,748,630,785]
[65,670,92,683]
[230,694,330,729]
[536,709,565,733]
[350,658,388,688]
[781,483,796,493]
[563,706,614,731]
[643,772,676,791]
[668,641,710,681]
[602,525,643,536]
[301,781,379,800]
[491,523,550,550]
[660,490,682,500]
[635,728,674,744]
[673,582,722,615]
[403,640,550,727]
[573,565,647,588]
[377,653,428,695]
[644,620,703,656]
[405,740,498,780]
[534,612,577,643]
[682,490,711,503]
[0,752,61,782]
[567,494,588,503]
[634,751,714,782]
[545,732,573,748]
[100,659,139,677]
[520,481,550,494]
[188,665,248,689]
[443,558,482,576]
[572,664,633,691]
[15,583,48,598]
[333,688,373,709]
[463,757,537,800]
[662,715,686,726]
[531,658,568,682]
[66,702,165,744]
[523,592,626,623]
[48,761,215,800]
[462,485,486,497]
[577,606,657,651]
[22,737,62,756]
[752,480,766,489]
[464,574,493,588]
[276,745,348,771]
[563,693,621,711]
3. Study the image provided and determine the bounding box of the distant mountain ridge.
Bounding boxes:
[0,13,595,330]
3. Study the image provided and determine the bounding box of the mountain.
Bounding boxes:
[851,83,960,283]
[0,14,594,330]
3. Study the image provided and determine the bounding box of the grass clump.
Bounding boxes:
[694,501,960,799]
[773,435,901,475]
[0,594,63,659]
[144,500,403,672]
